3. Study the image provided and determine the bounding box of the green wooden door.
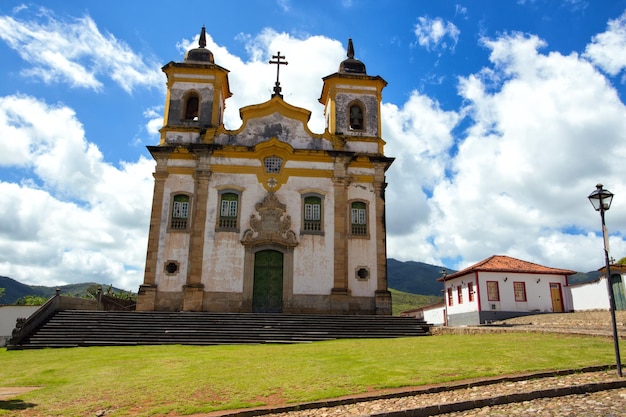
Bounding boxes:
[611,274,626,311]
[253,250,283,313]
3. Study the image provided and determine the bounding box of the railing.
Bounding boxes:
[8,291,61,348]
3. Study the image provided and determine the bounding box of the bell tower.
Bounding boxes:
[160,26,232,145]
[319,39,387,139]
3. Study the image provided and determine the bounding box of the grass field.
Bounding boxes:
[0,333,616,416]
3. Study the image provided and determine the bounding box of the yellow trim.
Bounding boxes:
[167,166,195,175]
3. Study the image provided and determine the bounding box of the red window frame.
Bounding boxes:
[457,285,463,304]
[514,281,527,302]
[447,287,453,306]
[487,281,500,301]
[468,282,475,302]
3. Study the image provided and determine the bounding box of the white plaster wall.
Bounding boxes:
[477,272,569,312]
[444,274,479,315]
[570,278,611,310]
[346,182,378,297]
[423,306,445,326]
[155,174,195,289]
[345,142,380,153]
[288,177,335,294]
[219,113,332,150]
[0,306,39,346]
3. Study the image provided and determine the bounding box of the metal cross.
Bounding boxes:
[269,52,288,98]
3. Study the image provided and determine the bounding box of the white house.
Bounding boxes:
[439,255,576,326]
[569,264,626,311]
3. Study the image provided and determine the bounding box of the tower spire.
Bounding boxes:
[199,26,207,48]
[347,38,355,59]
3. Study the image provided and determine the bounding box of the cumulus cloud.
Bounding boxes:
[414,16,460,52]
[0,95,154,290]
[0,6,162,93]
[417,32,626,271]
[584,11,626,77]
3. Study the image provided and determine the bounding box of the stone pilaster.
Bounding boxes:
[136,284,157,311]
[137,154,170,311]
[374,162,392,315]
[332,157,350,295]
[182,284,204,312]
[183,152,211,310]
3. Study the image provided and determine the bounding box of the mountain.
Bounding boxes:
[386,258,604,295]
[387,258,450,296]
[0,276,122,305]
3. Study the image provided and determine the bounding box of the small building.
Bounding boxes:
[401,302,445,326]
[569,264,626,311]
[439,255,576,326]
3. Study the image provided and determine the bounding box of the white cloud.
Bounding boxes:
[414,16,460,52]
[584,11,626,77]
[0,6,162,93]
[418,32,626,272]
[0,94,154,290]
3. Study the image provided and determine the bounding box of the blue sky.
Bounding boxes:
[1,0,626,290]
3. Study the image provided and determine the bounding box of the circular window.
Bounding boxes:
[165,262,179,274]
[357,268,369,279]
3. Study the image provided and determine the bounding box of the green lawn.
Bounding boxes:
[0,333,616,416]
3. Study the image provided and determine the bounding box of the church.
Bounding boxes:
[136,28,394,315]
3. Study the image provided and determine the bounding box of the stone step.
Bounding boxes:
[13,310,430,349]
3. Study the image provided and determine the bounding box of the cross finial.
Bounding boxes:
[269,51,288,98]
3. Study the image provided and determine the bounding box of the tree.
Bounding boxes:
[0,287,5,299]
[15,295,48,306]
[616,257,626,266]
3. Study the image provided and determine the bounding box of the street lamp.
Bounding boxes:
[588,183,622,377]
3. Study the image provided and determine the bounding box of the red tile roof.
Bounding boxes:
[440,255,576,281]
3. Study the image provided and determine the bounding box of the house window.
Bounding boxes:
[184,93,199,120]
[170,194,190,230]
[264,156,283,173]
[447,287,453,306]
[487,281,500,301]
[302,195,322,233]
[349,103,364,130]
[350,201,367,235]
[457,285,463,304]
[218,192,239,230]
[468,282,475,302]
[514,282,527,302]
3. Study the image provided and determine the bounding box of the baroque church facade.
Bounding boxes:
[136,28,394,315]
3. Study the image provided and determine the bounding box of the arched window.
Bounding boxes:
[184,93,200,121]
[349,103,364,130]
[170,194,190,230]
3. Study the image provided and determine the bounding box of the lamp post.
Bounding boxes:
[588,183,622,377]
[441,268,448,327]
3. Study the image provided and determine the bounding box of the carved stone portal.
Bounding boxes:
[242,193,298,247]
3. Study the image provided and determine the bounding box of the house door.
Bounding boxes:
[550,283,563,313]
[611,274,626,311]
[252,250,283,313]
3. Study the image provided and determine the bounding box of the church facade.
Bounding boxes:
[136,28,394,315]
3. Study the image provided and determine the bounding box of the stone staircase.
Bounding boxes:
[8,310,430,349]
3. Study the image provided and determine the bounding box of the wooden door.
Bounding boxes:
[611,274,626,311]
[252,250,284,313]
[550,283,563,313]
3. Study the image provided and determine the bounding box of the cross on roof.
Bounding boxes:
[269,51,288,98]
